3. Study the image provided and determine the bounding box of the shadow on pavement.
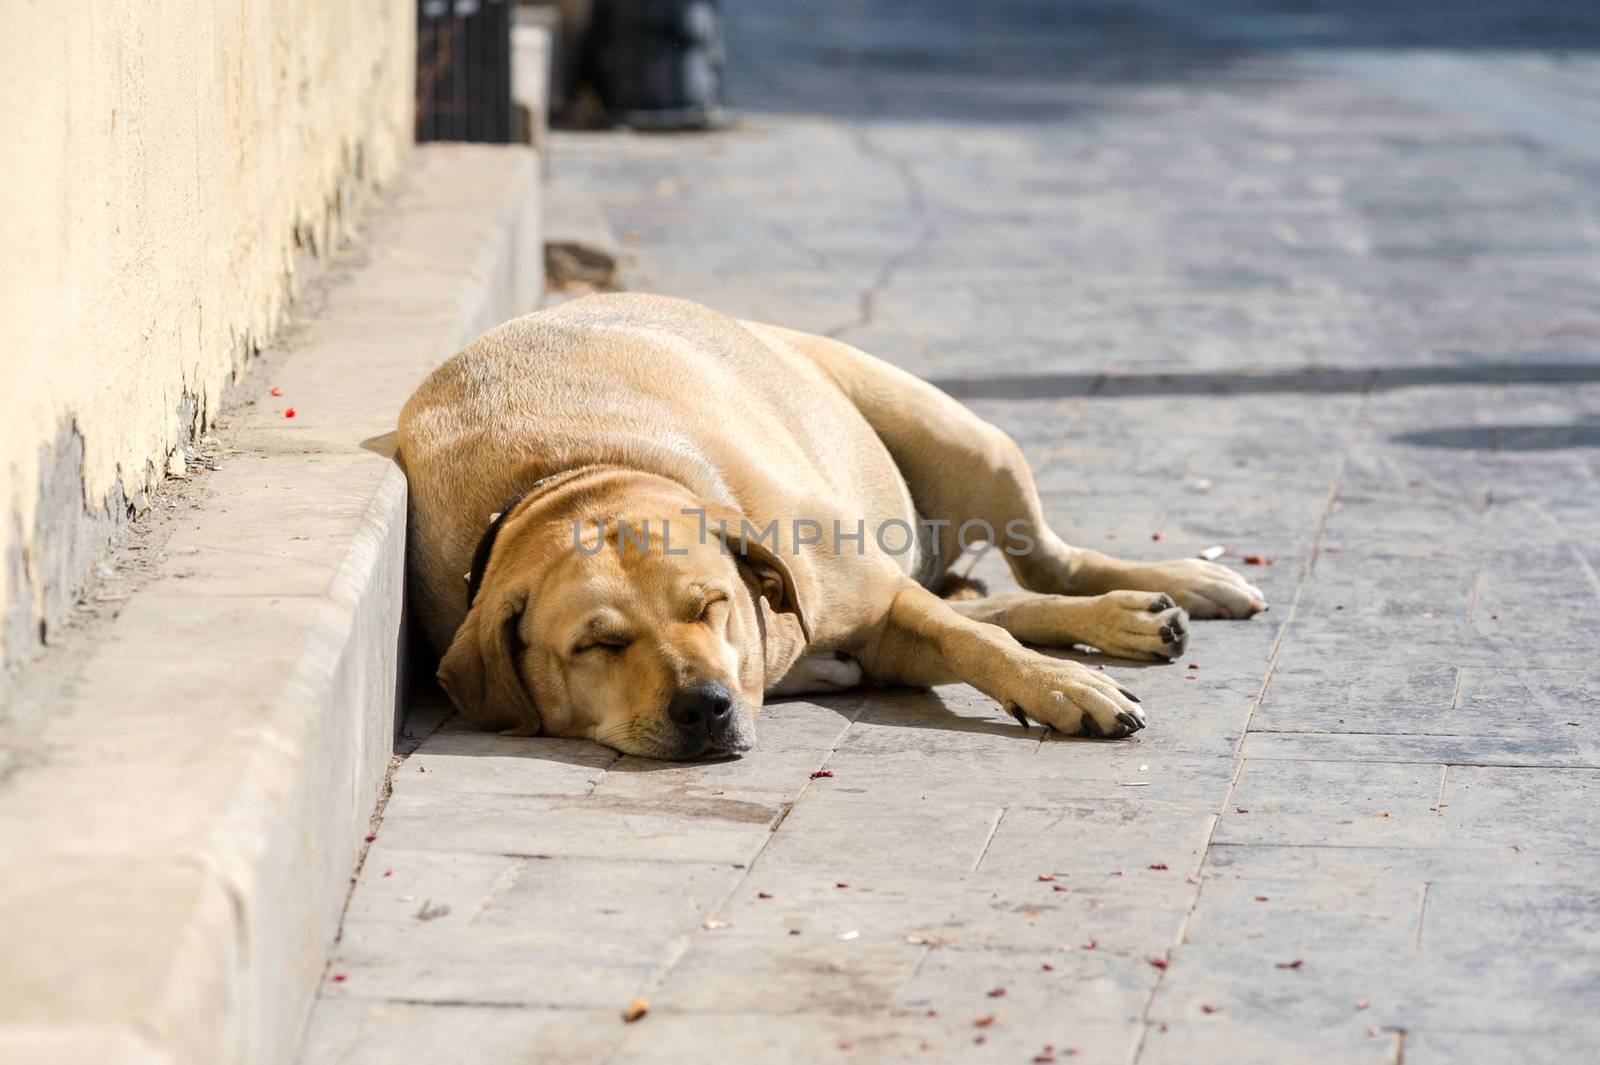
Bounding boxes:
[1393,419,1600,450]
[723,0,1600,126]
[931,361,1600,400]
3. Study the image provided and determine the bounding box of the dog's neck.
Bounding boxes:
[463,466,613,606]
[464,464,704,606]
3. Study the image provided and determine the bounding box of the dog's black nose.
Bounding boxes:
[668,679,734,734]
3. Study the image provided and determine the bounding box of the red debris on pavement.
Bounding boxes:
[269,387,282,397]
[757,891,774,899]
[1276,959,1305,970]
[1201,1002,1222,1014]
[835,882,849,889]
[331,972,347,983]
[1149,863,1169,870]
[810,769,834,779]
[1082,939,1097,950]
[987,987,1006,998]
[974,1015,995,1028]
[1147,955,1170,970]
[284,407,296,418]
[1242,555,1271,565]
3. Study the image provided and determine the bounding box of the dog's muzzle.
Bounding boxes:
[664,678,751,757]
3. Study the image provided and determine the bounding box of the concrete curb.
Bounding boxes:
[0,144,542,1065]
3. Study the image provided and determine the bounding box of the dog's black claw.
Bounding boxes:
[1006,703,1031,730]
[1160,624,1177,643]
[1116,711,1144,733]
[1118,686,1141,704]
[1080,714,1104,738]
[1149,594,1176,613]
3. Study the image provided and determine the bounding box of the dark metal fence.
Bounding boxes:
[416,0,514,142]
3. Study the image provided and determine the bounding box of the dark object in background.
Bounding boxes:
[417,0,515,142]
[584,0,727,129]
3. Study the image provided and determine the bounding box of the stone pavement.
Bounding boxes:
[301,2,1600,1062]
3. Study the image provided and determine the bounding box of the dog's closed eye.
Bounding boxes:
[697,592,730,622]
[573,636,632,656]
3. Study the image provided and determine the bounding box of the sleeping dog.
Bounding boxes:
[397,294,1264,759]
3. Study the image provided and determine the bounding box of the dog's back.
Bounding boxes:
[398,293,914,652]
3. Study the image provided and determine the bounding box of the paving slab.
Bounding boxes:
[301,1,1600,1061]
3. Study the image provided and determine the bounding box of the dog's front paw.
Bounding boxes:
[1137,559,1265,620]
[1004,660,1146,739]
[1084,591,1189,661]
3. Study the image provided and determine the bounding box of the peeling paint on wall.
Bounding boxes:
[0,1,416,669]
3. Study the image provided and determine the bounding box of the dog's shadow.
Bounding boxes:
[403,645,1168,771]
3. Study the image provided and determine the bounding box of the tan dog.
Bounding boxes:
[397,294,1264,759]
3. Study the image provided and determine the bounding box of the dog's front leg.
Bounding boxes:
[853,583,1146,738]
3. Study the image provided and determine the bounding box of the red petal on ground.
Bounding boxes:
[974,1015,995,1027]
[986,987,1006,998]
[1147,955,1170,969]
[1201,1002,1221,1014]
[269,387,282,397]
[284,407,296,418]
[810,769,834,779]
[1149,863,1169,870]
[1242,554,1271,565]
[1275,959,1305,969]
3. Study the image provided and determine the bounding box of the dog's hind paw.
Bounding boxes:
[1136,559,1266,620]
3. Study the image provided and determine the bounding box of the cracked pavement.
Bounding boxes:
[301,2,1600,1062]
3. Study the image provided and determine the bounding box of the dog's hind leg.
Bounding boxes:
[948,590,1189,662]
[746,323,1265,620]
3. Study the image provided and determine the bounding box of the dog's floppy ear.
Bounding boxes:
[719,524,813,643]
[437,592,541,733]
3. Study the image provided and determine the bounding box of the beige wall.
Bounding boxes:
[0,0,414,665]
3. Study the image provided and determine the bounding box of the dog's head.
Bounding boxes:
[437,467,811,759]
